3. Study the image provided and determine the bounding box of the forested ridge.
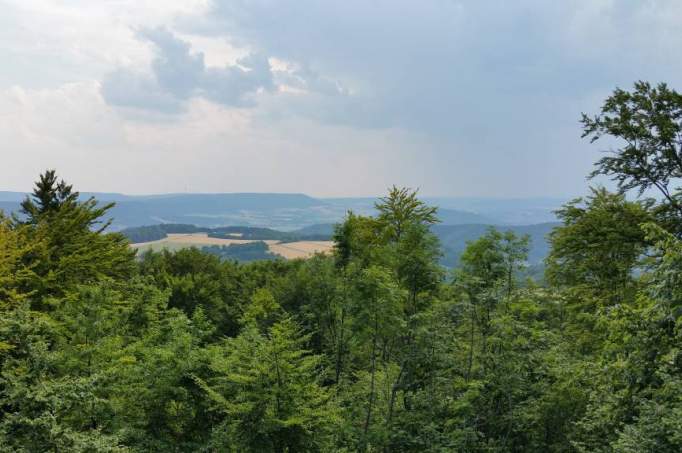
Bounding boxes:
[2,82,682,452]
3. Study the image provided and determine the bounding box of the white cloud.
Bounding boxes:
[101,27,275,112]
[0,81,433,196]
[3,0,682,197]
[0,0,208,88]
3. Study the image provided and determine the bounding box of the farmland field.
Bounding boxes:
[130,233,333,259]
[267,241,335,259]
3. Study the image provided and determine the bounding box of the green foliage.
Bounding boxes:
[0,301,128,452]
[0,219,36,310]
[121,223,332,245]
[138,247,248,338]
[242,287,282,332]
[375,185,439,242]
[197,318,338,452]
[547,188,651,305]
[19,169,79,223]
[203,241,280,263]
[15,170,136,304]
[582,81,682,233]
[5,147,682,453]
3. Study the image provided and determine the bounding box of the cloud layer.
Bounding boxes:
[3,1,682,196]
[102,27,275,112]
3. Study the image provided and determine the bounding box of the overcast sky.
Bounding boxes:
[2,0,682,197]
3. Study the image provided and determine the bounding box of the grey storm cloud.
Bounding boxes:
[101,27,275,112]
[89,0,682,196]
[168,0,682,191]
[177,0,682,135]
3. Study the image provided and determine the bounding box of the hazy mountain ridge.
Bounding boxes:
[0,192,564,230]
[2,192,563,266]
[432,222,559,267]
[287,222,559,267]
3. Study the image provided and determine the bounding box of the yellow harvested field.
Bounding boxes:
[131,233,278,253]
[268,241,335,259]
[130,233,333,260]
[163,233,278,246]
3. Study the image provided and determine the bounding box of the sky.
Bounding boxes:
[2,0,682,197]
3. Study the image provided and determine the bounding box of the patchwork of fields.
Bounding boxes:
[130,233,334,259]
[267,241,335,259]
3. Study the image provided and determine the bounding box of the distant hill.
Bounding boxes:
[433,222,560,267]
[322,196,565,225]
[0,191,143,203]
[121,224,331,244]
[292,221,559,266]
[1,192,504,231]
[0,192,25,202]
[104,193,328,230]
[0,201,20,216]
[1,192,334,230]
[292,224,337,236]
[437,208,495,225]
[121,221,560,268]
[118,224,207,243]
[424,197,566,225]
[2,189,563,267]
[203,241,280,263]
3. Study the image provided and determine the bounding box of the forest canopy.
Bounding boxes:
[2,82,682,452]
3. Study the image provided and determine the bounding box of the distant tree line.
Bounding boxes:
[207,226,330,242]
[121,224,333,245]
[120,223,205,243]
[203,241,280,263]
